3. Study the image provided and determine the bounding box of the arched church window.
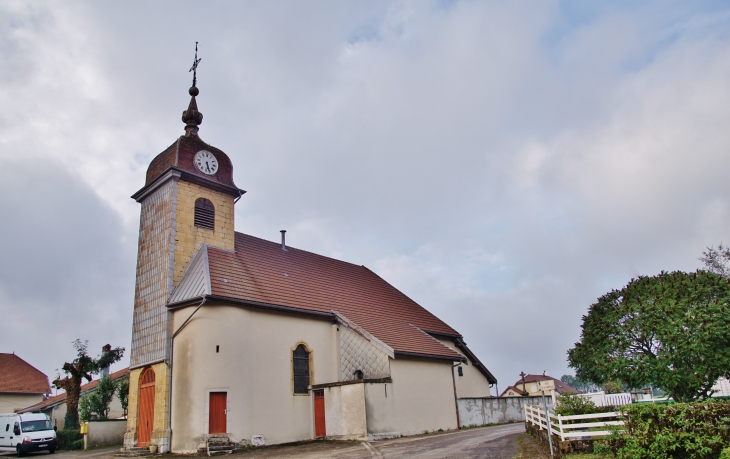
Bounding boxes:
[292,344,310,394]
[354,370,364,380]
[194,198,215,230]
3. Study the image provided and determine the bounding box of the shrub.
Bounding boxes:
[555,393,599,416]
[56,429,83,450]
[618,399,730,459]
[720,447,730,459]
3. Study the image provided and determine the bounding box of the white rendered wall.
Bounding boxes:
[365,358,457,438]
[436,339,493,398]
[170,304,338,452]
[323,384,367,440]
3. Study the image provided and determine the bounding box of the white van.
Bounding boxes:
[0,413,57,456]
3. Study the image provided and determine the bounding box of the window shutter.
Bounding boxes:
[194,198,215,230]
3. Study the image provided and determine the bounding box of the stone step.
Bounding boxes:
[209,451,232,456]
[209,445,235,450]
[114,446,152,457]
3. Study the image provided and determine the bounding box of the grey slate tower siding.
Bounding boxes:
[339,324,391,381]
[130,179,177,368]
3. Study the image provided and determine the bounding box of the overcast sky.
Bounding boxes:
[2,1,730,394]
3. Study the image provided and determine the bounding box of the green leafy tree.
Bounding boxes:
[568,270,730,402]
[52,341,124,430]
[94,375,117,420]
[78,393,92,423]
[560,374,598,392]
[78,375,118,421]
[700,243,730,277]
[603,380,624,394]
[116,375,129,417]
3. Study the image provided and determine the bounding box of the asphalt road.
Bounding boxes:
[1,423,526,459]
[235,423,526,459]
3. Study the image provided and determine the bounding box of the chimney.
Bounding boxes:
[101,344,111,378]
[280,230,287,251]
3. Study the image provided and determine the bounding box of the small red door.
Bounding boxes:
[314,390,326,438]
[137,368,155,447]
[209,392,227,434]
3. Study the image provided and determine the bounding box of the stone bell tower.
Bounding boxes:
[124,49,244,452]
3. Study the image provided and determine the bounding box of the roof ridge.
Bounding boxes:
[233,232,367,270]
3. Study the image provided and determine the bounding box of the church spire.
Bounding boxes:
[182,42,203,136]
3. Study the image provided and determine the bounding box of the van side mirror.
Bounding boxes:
[13,426,20,436]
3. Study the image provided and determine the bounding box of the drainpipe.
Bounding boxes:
[167,296,208,452]
[451,363,461,429]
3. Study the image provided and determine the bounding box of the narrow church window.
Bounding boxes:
[194,198,215,230]
[292,344,310,394]
[354,370,363,380]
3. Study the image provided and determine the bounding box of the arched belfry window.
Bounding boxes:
[292,344,310,394]
[194,198,215,230]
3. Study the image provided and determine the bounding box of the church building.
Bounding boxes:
[124,68,497,453]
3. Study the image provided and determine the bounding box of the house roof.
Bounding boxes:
[170,233,466,361]
[0,353,50,395]
[499,385,526,397]
[513,374,581,394]
[18,368,129,414]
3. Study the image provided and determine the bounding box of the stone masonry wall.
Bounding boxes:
[173,181,235,285]
[124,362,171,452]
[458,396,554,427]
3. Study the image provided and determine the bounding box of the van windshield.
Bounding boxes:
[20,420,53,432]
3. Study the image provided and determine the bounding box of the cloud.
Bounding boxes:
[0,158,135,380]
[2,0,730,389]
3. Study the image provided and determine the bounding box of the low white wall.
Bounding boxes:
[85,420,127,448]
[323,383,367,440]
[458,396,554,427]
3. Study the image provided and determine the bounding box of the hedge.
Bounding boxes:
[56,429,83,450]
[613,399,730,459]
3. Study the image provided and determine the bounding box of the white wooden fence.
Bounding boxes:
[525,404,624,441]
[579,391,632,407]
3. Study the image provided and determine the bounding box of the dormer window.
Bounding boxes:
[194,198,215,230]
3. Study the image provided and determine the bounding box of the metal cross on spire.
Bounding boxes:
[189,42,202,88]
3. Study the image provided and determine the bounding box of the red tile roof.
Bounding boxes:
[499,385,526,397]
[18,368,129,413]
[204,233,463,360]
[0,353,50,395]
[512,374,581,394]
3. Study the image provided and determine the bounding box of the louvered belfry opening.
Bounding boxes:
[293,344,310,394]
[194,197,215,230]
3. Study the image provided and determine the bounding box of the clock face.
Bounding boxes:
[194,150,219,175]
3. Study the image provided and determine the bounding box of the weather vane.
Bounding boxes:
[189,42,202,88]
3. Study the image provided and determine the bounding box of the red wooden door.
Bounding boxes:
[314,390,326,438]
[137,368,155,447]
[209,392,227,434]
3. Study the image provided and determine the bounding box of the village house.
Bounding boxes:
[502,373,579,398]
[123,70,497,453]
[0,353,51,413]
[18,368,129,429]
